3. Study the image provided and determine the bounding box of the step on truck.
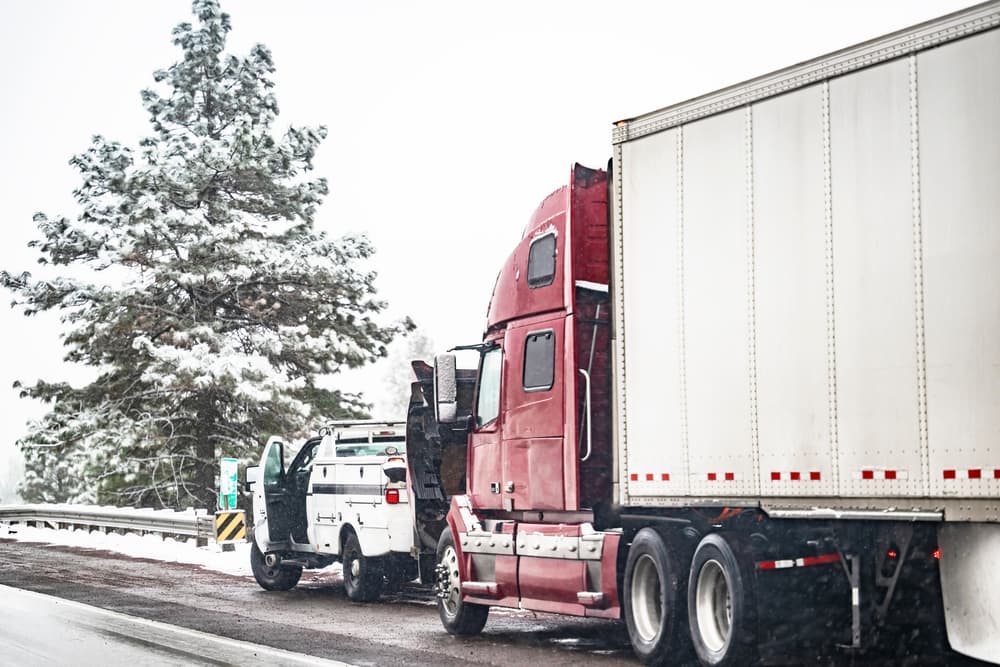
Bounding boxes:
[421,3,1000,664]
[245,420,422,601]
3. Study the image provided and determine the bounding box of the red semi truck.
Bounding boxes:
[407,3,1000,665]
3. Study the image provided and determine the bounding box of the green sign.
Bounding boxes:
[219,457,239,510]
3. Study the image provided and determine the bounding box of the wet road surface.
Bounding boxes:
[0,539,990,666]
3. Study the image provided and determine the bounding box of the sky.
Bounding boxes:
[0,0,977,500]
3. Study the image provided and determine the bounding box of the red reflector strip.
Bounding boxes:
[707,473,717,481]
[798,553,841,567]
[858,469,908,480]
[725,472,735,481]
[757,559,794,570]
[771,471,822,481]
[943,468,1000,479]
[757,552,840,571]
[630,473,673,482]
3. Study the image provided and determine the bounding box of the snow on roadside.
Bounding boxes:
[0,521,256,577]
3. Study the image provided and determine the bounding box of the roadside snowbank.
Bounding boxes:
[1,521,255,577]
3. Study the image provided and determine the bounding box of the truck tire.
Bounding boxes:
[342,531,385,602]
[250,541,302,591]
[623,527,691,665]
[687,532,758,666]
[435,528,489,635]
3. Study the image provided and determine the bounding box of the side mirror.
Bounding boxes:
[434,353,458,424]
[244,465,260,493]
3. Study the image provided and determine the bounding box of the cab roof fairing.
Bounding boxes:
[484,184,571,335]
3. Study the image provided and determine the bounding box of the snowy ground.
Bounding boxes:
[0,521,325,579]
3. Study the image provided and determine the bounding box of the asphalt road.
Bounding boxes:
[0,538,990,666]
[0,539,636,666]
[0,584,350,666]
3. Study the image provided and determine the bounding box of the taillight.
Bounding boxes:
[385,488,400,504]
[933,548,941,560]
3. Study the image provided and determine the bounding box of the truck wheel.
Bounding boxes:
[688,533,758,666]
[250,541,302,591]
[342,532,384,602]
[435,528,489,635]
[623,527,691,664]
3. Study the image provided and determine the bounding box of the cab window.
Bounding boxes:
[263,442,284,485]
[476,346,502,428]
[527,233,556,288]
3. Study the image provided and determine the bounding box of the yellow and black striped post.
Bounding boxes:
[214,509,247,544]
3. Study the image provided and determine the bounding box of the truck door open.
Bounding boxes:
[257,437,318,546]
[255,437,293,546]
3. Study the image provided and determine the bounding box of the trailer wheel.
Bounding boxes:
[342,531,385,602]
[623,527,691,664]
[435,528,489,635]
[688,533,758,666]
[250,541,302,591]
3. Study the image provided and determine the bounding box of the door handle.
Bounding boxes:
[579,368,592,462]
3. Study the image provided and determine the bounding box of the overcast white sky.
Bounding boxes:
[0,0,976,499]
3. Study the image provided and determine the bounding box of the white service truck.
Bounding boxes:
[245,420,417,601]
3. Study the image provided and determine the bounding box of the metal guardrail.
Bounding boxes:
[0,503,216,543]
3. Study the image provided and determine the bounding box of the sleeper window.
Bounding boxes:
[523,330,554,391]
[527,233,556,288]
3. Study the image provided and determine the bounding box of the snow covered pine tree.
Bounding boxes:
[1,0,409,509]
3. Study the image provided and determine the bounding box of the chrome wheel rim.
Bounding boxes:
[695,559,731,652]
[441,544,461,618]
[630,553,662,642]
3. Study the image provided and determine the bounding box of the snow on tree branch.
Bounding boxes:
[3,0,410,510]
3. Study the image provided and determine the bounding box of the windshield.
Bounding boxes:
[282,440,303,469]
[335,435,406,458]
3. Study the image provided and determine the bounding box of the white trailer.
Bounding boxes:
[611,1,1000,662]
